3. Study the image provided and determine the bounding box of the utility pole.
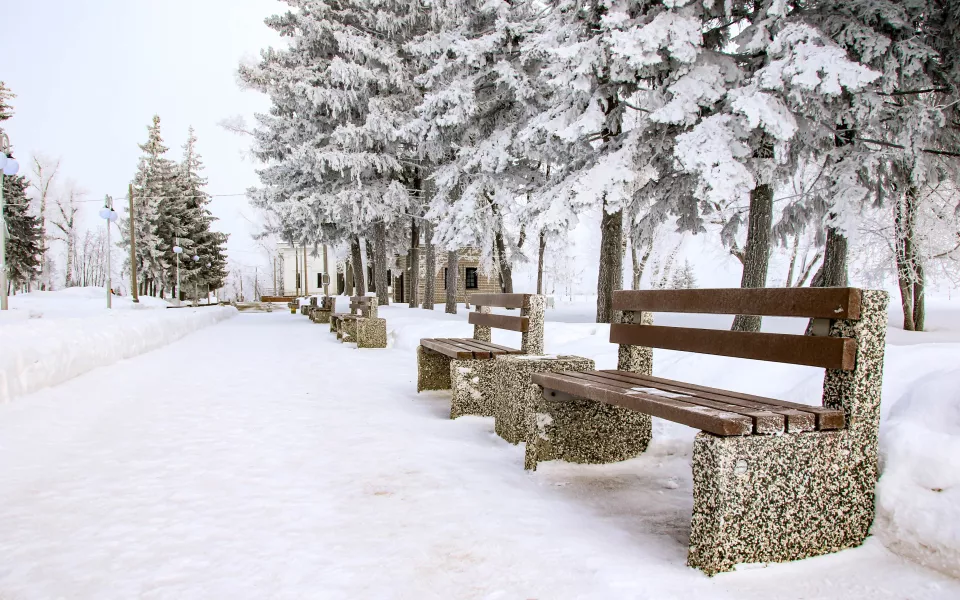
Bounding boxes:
[303,245,309,296]
[127,184,139,303]
[323,244,330,296]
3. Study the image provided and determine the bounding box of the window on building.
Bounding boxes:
[465,267,478,290]
[443,267,447,289]
[317,273,322,288]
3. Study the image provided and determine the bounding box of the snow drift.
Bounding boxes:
[0,288,236,404]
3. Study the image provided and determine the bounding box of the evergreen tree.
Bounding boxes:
[3,174,42,291]
[121,115,176,296]
[0,81,13,123]
[175,127,229,295]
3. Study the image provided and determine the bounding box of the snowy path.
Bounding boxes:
[1,312,956,599]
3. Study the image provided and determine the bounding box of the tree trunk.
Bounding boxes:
[632,237,654,290]
[596,204,623,323]
[366,238,376,293]
[351,235,366,296]
[345,259,354,296]
[408,218,420,308]
[785,234,800,287]
[913,259,925,331]
[494,227,514,294]
[894,188,919,331]
[537,230,547,295]
[445,250,458,314]
[732,183,773,332]
[422,222,436,309]
[811,224,848,288]
[373,221,389,306]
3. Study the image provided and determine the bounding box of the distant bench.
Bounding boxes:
[308,296,335,324]
[330,296,386,348]
[526,287,888,575]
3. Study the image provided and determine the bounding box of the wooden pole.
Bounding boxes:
[127,184,139,303]
[323,244,330,296]
[303,245,309,295]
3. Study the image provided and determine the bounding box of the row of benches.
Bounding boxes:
[415,288,888,576]
[288,287,889,576]
[298,295,388,349]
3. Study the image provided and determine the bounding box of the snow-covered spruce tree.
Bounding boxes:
[802,0,960,331]
[407,0,547,295]
[661,1,878,331]
[122,115,176,297]
[515,0,719,323]
[240,0,429,294]
[2,174,42,293]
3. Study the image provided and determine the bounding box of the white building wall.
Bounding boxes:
[278,243,336,297]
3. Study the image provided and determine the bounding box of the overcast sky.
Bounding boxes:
[1,0,283,277]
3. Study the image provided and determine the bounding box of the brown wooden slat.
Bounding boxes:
[468,293,528,309]
[607,371,844,430]
[610,324,857,371]
[612,288,862,320]
[350,296,374,304]
[437,338,492,359]
[592,370,815,432]
[466,339,524,354]
[531,372,754,436]
[420,338,474,359]
[468,312,529,332]
[448,338,518,356]
[565,371,784,434]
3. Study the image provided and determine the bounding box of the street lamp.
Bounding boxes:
[192,255,200,306]
[206,262,212,304]
[173,241,183,306]
[0,133,21,311]
[98,196,119,309]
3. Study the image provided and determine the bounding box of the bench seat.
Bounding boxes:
[420,337,524,359]
[532,369,844,437]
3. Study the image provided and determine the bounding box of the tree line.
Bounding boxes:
[239,0,960,331]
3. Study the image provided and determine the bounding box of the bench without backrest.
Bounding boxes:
[532,288,865,437]
[419,293,544,359]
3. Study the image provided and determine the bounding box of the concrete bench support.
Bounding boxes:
[687,289,888,574]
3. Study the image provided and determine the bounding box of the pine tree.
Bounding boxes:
[0,81,13,123]
[3,174,42,291]
[671,259,698,290]
[122,115,176,296]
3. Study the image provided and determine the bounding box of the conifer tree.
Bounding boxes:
[122,115,175,296]
[3,174,42,292]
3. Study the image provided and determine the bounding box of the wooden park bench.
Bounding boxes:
[309,296,335,324]
[287,300,299,314]
[330,296,387,348]
[417,293,592,420]
[526,287,888,575]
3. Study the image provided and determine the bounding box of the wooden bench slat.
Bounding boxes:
[532,371,754,436]
[609,324,857,371]
[607,371,845,430]
[445,338,514,356]
[437,338,492,359]
[463,340,524,354]
[468,312,529,332]
[468,293,528,309]
[421,338,475,359]
[565,371,785,434]
[568,371,788,434]
[593,370,815,432]
[612,288,862,320]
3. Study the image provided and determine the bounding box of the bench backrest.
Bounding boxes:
[349,295,378,318]
[612,287,889,437]
[320,296,335,311]
[467,293,545,354]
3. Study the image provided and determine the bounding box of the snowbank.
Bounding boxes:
[0,288,236,403]
[874,368,960,579]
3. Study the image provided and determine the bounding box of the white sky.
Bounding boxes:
[1,0,284,278]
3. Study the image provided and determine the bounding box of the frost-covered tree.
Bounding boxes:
[122,115,176,297]
[661,1,878,331]
[3,174,42,292]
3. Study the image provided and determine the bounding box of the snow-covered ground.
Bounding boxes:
[0,296,957,598]
[0,287,236,403]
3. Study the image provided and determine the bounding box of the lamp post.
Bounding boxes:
[98,196,119,309]
[206,262,211,304]
[0,133,21,311]
[192,254,199,306]
[173,240,183,306]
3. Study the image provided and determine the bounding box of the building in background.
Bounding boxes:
[391,248,499,304]
[276,242,332,298]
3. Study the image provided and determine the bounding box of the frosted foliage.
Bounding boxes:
[607,11,702,69]
[729,86,798,142]
[757,25,880,97]
[652,64,727,125]
[675,115,755,205]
